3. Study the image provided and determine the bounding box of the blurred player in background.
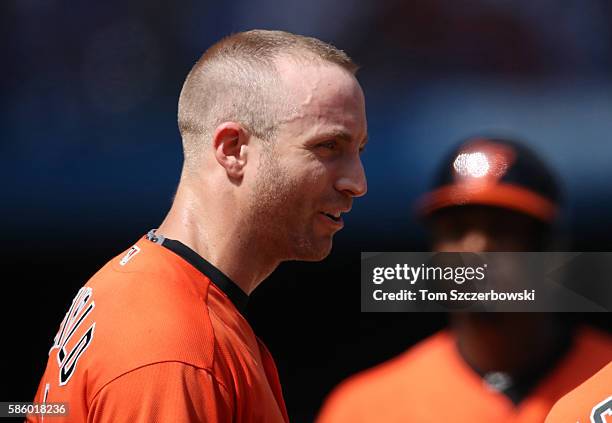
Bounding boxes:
[317,136,612,423]
[30,29,367,422]
[545,361,611,423]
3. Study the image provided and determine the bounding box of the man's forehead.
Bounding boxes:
[276,57,362,101]
[270,57,366,143]
[278,107,367,143]
[277,61,364,120]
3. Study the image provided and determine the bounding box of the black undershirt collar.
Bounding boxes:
[146,229,249,315]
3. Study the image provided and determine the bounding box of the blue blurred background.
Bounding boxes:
[3,0,612,420]
[3,0,612,249]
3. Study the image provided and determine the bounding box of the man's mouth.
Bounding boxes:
[322,211,342,222]
[319,211,345,228]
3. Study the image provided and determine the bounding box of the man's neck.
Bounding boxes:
[452,313,572,379]
[155,184,279,295]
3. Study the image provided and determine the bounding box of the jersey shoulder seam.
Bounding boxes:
[90,359,232,404]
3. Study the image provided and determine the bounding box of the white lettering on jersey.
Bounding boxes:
[591,395,612,423]
[50,287,96,386]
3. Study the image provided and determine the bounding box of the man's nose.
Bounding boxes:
[335,157,367,198]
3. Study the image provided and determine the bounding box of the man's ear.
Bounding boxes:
[212,122,249,180]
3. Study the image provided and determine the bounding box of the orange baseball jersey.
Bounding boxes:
[545,361,612,423]
[317,329,612,423]
[29,233,289,422]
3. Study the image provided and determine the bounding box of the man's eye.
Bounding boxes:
[319,141,339,151]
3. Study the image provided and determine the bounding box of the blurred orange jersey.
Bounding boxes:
[29,234,289,422]
[545,361,611,423]
[317,329,612,423]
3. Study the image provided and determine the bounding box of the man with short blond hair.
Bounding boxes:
[178,29,358,172]
[31,30,368,422]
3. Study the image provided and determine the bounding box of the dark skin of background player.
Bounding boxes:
[428,205,569,384]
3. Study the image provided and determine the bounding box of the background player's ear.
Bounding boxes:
[212,122,249,181]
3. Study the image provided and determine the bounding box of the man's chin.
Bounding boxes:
[291,238,333,262]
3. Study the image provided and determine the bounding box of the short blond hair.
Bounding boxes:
[177,30,357,171]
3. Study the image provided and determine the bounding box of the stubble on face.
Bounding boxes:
[248,147,332,262]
